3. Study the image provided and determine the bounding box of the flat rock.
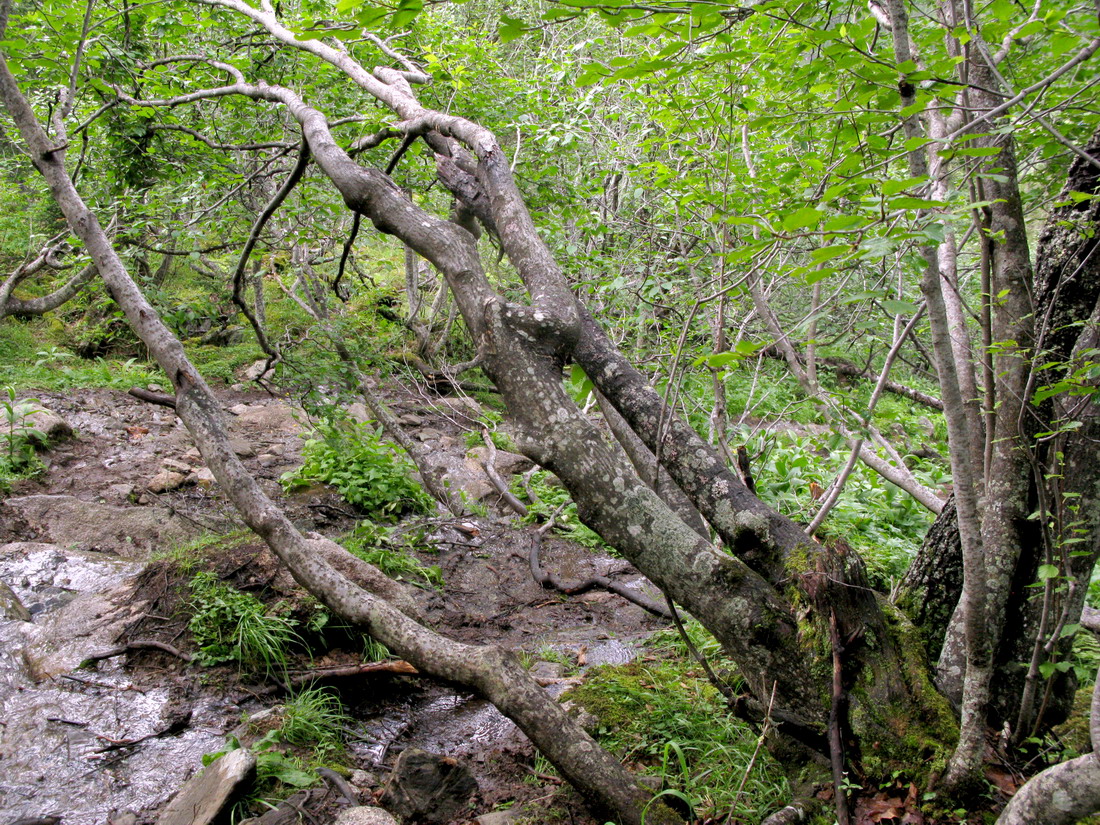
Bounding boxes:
[230,437,257,457]
[466,446,533,476]
[347,402,371,423]
[476,810,525,825]
[195,467,217,488]
[162,458,192,473]
[0,495,200,558]
[333,807,399,825]
[378,748,478,824]
[156,747,256,825]
[243,359,275,382]
[231,402,300,433]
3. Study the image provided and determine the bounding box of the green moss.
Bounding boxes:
[848,599,957,781]
[563,658,791,821]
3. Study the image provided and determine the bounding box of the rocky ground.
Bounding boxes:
[0,381,668,825]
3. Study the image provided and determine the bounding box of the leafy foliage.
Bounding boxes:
[187,571,301,672]
[340,519,443,589]
[282,416,433,519]
[511,469,613,552]
[0,386,46,489]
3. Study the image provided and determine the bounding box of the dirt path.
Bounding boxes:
[0,384,668,824]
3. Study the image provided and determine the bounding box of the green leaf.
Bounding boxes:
[1037,564,1060,580]
[499,14,527,42]
[881,299,918,315]
[810,244,849,263]
[781,207,823,232]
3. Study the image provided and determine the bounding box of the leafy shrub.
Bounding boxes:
[282,417,433,519]
[188,571,301,672]
[341,519,443,590]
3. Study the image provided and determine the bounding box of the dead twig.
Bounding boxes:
[81,639,193,667]
[481,427,528,517]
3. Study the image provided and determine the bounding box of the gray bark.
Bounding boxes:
[0,26,658,825]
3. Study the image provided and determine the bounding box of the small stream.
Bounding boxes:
[0,543,236,823]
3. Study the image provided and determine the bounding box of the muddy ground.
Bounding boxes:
[0,382,668,824]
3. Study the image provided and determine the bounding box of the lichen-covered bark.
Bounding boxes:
[896,496,962,665]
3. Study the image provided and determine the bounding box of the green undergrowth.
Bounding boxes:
[738,425,941,588]
[511,469,614,553]
[205,685,355,819]
[282,415,434,519]
[340,519,443,590]
[1,386,46,491]
[188,570,303,673]
[563,632,790,823]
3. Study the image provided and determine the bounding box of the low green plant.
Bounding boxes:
[188,571,301,672]
[341,519,443,589]
[0,387,46,488]
[282,416,433,519]
[563,657,790,821]
[511,470,614,553]
[279,686,352,752]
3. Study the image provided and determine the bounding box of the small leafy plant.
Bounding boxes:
[282,416,433,519]
[188,571,301,672]
[1,387,46,488]
[511,469,613,553]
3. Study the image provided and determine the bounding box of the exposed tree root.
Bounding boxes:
[527,530,672,619]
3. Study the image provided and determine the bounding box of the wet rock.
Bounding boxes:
[155,748,256,825]
[379,748,479,824]
[0,495,199,558]
[26,406,74,444]
[148,470,188,493]
[333,808,398,825]
[0,576,31,620]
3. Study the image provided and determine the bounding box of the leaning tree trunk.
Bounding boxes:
[0,21,664,825]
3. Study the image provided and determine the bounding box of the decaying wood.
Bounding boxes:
[481,427,529,517]
[81,639,193,665]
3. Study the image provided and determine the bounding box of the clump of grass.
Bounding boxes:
[341,520,443,590]
[563,657,790,821]
[188,571,301,673]
[279,686,352,752]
